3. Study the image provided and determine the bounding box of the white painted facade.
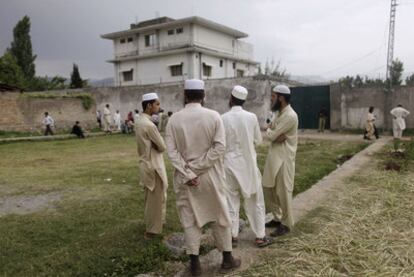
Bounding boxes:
[102,16,259,86]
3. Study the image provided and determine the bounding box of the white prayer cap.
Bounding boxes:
[142,92,158,102]
[184,79,204,90]
[231,85,248,100]
[273,85,291,95]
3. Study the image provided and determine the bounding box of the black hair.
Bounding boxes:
[134,109,139,113]
[397,104,402,107]
[105,104,109,108]
[184,90,205,102]
[142,99,157,111]
[369,106,374,113]
[279,93,291,103]
[75,121,80,124]
[44,112,49,116]
[168,111,173,117]
[230,95,245,106]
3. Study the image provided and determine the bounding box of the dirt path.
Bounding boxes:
[173,138,391,277]
[0,192,62,217]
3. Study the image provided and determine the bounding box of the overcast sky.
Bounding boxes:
[1,0,413,80]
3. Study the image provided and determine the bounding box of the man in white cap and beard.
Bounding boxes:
[263,84,298,237]
[222,85,273,248]
[390,104,410,151]
[135,92,168,239]
[165,79,241,276]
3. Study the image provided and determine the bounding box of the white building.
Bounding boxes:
[101,16,259,86]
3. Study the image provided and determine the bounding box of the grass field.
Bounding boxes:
[242,140,414,276]
[0,135,367,276]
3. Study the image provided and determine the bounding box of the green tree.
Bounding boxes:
[405,73,414,86]
[70,63,84,88]
[389,58,404,87]
[28,75,67,91]
[353,74,364,88]
[0,51,26,88]
[9,15,37,81]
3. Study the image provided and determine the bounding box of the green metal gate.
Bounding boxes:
[290,85,330,129]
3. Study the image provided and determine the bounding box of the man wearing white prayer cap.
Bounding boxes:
[222,85,273,248]
[165,79,241,276]
[390,104,410,151]
[135,92,168,239]
[263,84,298,237]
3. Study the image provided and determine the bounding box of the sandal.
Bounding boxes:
[255,236,274,248]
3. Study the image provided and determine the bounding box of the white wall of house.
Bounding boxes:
[107,19,257,86]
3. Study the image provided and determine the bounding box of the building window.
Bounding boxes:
[145,34,156,47]
[176,27,183,34]
[237,70,244,78]
[127,37,133,42]
[232,62,236,69]
[220,60,223,67]
[122,69,133,82]
[167,29,174,35]
[170,64,183,76]
[120,38,126,44]
[203,64,212,77]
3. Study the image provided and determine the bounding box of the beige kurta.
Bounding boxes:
[263,105,298,190]
[165,103,231,229]
[135,113,168,234]
[365,112,375,139]
[263,105,298,228]
[390,107,410,139]
[103,107,111,131]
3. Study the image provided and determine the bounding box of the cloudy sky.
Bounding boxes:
[1,0,413,81]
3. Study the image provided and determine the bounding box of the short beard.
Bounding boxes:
[271,100,281,112]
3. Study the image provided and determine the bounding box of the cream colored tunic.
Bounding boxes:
[222,106,263,197]
[135,113,168,191]
[165,103,231,229]
[366,112,375,139]
[263,105,298,191]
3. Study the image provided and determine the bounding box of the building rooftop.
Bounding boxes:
[101,16,248,39]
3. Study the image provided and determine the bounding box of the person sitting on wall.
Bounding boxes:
[71,121,85,138]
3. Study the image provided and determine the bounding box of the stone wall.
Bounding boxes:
[330,84,414,130]
[0,92,96,132]
[88,77,274,127]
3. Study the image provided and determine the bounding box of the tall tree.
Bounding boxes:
[405,73,414,86]
[389,59,404,87]
[0,51,26,88]
[9,15,37,81]
[70,63,84,88]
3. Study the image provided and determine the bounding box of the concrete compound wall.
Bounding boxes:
[330,84,414,130]
[0,77,275,132]
[0,92,96,132]
[90,77,273,127]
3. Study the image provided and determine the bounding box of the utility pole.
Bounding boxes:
[386,0,397,88]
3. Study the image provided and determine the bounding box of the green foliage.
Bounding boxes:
[27,76,67,91]
[388,58,404,87]
[0,51,26,88]
[9,15,36,81]
[405,73,414,86]
[70,63,84,88]
[109,242,172,276]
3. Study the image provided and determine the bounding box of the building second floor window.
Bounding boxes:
[232,62,236,69]
[120,38,126,44]
[220,60,223,67]
[203,64,212,77]
[167,29,174,35]
[176,27,184,34]
[145,34,156,47]
[123,69,133,82]
[237,69,244,78]
[170,64,183,76]
[127,37,133,42]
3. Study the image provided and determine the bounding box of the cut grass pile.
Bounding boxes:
[0,135,367,276]
[242,140,414,276]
